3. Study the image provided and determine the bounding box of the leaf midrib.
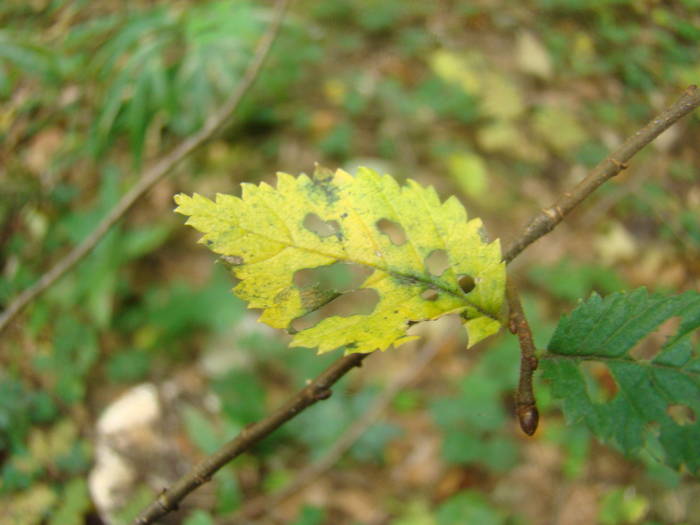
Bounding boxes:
[227,222,500,321]
[542,353,700,380]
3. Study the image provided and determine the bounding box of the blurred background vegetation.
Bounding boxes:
[1,0,699,524]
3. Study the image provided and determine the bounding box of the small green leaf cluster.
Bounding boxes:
[543,288,700,474]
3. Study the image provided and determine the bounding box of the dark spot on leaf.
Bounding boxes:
[311,177,340,204]
[421,289,439,301]
[458,275,475,294]
[341,212,348,218]
[376,218,407,245]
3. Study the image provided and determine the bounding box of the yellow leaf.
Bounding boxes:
[176,166,505,354]
[446,152,487,199]
[532,106,587,154]
[430,50,524,120]
[516,31,553,79]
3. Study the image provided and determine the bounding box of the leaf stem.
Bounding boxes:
[506,279,539,436]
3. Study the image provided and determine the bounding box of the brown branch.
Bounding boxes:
[132,86,700,523]
[0,0,291,335]
[133,352,369,525]
[503,85,700,263]
[506,279,539,436]
[225,339,444,524]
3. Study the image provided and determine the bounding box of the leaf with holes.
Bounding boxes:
[175,166,505,354]
[542,288,700,473]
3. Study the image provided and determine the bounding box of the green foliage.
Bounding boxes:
[0,30,59,95]
[47,479,91,525]
[431,339,520,472]
[435,491,506,525]
[183,509,215,525]
[598,487,649,525]
[64,1,300,165]
[3,0,700,522]
[176,166,505,353]
[528,257,626,303]
[542,288,700,473]
[431,296,554,472]
[292,506,326,525]
[289,384,402,462]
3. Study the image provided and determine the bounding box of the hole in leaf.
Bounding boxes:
[220,255,244,267]
[290,288,380,332]
[458,274,475,294]
[425,249,449,276]
[629,317,681,361]
[421,289,439,301]
[294,262,373,292]
[667,404,696,426]
[644,421,660,437]
[376,218,407,245]
[303,213,340,238]
[581,361,618,403]
[406,313,463,342]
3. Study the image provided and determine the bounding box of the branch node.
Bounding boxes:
[508,318,518,334]
[609,158,628,171]
[156,494,171,512]
[194,473,211,485]
[543,205,564,221]
[312,388,332,401]
[529,356,539,370]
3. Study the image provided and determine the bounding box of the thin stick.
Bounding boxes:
[133,352,369,525]
[132,86,700,524]
[0,0,291,335]
[506,279,538,436]
[503,85,700,263]
[225,339,444,524]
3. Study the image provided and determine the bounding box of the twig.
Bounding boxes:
[502,85,700,263]
[0,0,291,335]
[132,86,700,523]
[225,339,444,524]
[133,352,369,525]
[506,279,538,436]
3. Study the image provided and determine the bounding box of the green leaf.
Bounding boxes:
[436,491,505,525]
[47,479,90,525]
[598,487,649,525]
[183,510,215,525]
[182,406,224,455]
[176,166,505,354]
[291,506,326,525]
[215,468,241,514]
[542,288,700,473]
